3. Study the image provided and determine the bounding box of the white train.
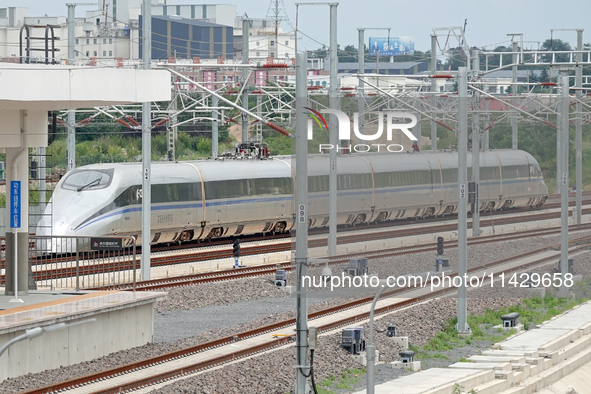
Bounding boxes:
[36,150,548,245]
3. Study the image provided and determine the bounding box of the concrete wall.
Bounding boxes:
[0,301,155,381]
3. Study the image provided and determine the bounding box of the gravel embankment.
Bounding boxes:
[1,232,589,394]
[150,293,528,394]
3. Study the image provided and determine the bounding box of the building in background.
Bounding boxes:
[141,15,233,60]
[233,16,295,62]
[0,3,295,65]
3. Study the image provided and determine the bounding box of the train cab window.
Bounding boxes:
[62,169,113,191]
[517,165,529,179]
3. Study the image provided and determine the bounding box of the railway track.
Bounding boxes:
[21,235,591,394]
[106,222,591,291]
[4,204,589,287]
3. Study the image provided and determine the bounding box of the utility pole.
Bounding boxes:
[357,27,391,144]
[212,95,219,158]
[471,50,481,237]
[511,41,518,150]
[294,51,309,394]
[430,34,438,149]
[575,29,583,224]
[66,4,76,172]
[559,72,570,292]
[65,2,95,173]
[168,88,176,161]
[242,18,249,143]
[327,3,338,257]
[457,67,470,333]
[483,98,490,150]
[357,29,365,138]
[141,0,152,281]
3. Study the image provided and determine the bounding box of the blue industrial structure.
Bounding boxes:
[139,15,233,60]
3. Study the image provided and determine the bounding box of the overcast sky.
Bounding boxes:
[3,0,589,55]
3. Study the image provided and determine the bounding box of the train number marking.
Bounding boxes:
[157,214,174,224]
[460,184,466,199]
[298,204,306,224]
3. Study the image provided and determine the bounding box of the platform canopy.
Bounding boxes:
[0,63,171,150]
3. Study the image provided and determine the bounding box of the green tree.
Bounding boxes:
[541,38,571,63]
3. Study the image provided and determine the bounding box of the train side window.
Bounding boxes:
[374,173,385,188]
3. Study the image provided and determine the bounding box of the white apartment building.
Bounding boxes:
[234,17,295,61]
[0,6,131,63]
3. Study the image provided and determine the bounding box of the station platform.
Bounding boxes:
[354,301,591,394]
[0,290,166,381]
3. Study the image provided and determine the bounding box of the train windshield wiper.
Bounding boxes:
[77,177,102,192]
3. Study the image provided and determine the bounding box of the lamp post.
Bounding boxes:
[366,280,388,394]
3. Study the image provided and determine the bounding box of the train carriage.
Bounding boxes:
[36,149,548,248]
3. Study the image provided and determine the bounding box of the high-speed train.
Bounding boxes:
[36,150,548,245]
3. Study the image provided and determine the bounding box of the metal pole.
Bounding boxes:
[557,77,562,195]
[294,51,309,394]
[575,30,583,224]
[75,238,79,291]
[483,98,490,150]
[367,285,388,394]
[141,0,152,281]
[241,18,249,143]
[457,67,470,333]
[256,94,263,142]
[328,3,338,257]
[168,88,176,161]
[413,112,421,143]
[358,29,365,137]
[511,41,518,150]
[39,147,46,209]
[376,49,379,86]
[212,95,219,158]
[66,4,76,173]
[431,35,438,150]
[559,72,569,292]
[471,50,481,237]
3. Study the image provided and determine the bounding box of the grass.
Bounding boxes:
[317,368,366,394]
[410,294,589,361]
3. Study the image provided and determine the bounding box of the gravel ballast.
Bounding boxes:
[1,230,589,394]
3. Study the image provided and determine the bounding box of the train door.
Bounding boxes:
[427,161,434,199]
[525,155,533,192]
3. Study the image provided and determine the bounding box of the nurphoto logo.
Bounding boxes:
[304,108,418,153]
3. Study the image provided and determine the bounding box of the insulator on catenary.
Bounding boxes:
[266,122,291,137]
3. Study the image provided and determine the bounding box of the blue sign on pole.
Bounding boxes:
[10,181,20,228]
[369,36,415,56]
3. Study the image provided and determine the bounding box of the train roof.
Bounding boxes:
[71,149,540,183]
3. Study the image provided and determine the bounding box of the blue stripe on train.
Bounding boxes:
[75,178,542,231]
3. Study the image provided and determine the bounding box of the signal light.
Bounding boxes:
[233,239,241,257]
[436,237,444,255]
